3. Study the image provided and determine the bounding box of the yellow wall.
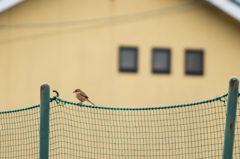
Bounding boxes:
[1,0,240,111]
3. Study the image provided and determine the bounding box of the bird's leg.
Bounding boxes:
[78,102,82,105]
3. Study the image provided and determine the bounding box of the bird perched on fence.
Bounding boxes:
[73,89,95,105]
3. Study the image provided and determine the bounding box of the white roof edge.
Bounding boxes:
[207,0,240,22]
[0,0,24,13]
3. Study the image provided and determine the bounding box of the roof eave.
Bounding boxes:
[0,0,24,13]
[208,0,240,22]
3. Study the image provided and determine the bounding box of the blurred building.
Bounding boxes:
[0,0,240,110]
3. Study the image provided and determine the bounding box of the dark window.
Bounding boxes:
[152,48,171,73]
[119,47,138,72]
[185,50,203,75]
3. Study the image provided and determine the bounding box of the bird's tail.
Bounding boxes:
[87,99,95,105]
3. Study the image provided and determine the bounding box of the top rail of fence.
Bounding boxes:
[0,92,232,114]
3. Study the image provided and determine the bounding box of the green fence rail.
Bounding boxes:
[0,77,239,158]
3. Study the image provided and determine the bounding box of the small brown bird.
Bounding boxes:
[73,89,95,105]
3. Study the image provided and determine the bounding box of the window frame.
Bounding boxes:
[185,49,204,75]
[119,46,138,73]
[152,48,171,74]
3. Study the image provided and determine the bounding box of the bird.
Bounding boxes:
[73,89,95,105]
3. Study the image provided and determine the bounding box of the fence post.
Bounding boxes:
[39,83,50,159]
[222,77,239,159]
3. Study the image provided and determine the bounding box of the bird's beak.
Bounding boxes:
[73,91,75,93]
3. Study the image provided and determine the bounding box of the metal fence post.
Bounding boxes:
[222,77,239,159]
[39,83,50,159]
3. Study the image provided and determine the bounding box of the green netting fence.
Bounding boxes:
[0,79,240,158]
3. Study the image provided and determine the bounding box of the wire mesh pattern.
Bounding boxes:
[48,95,240,159]
[1,95,240,158]
[0,105,40,158]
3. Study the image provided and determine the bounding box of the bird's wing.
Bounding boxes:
[80,91,89,99]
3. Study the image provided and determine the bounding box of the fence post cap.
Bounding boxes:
[229,77,239,87]
[41,83,50,90]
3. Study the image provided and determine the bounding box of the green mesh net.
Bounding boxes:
[0,105,40,158]
[1,94,240,158]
